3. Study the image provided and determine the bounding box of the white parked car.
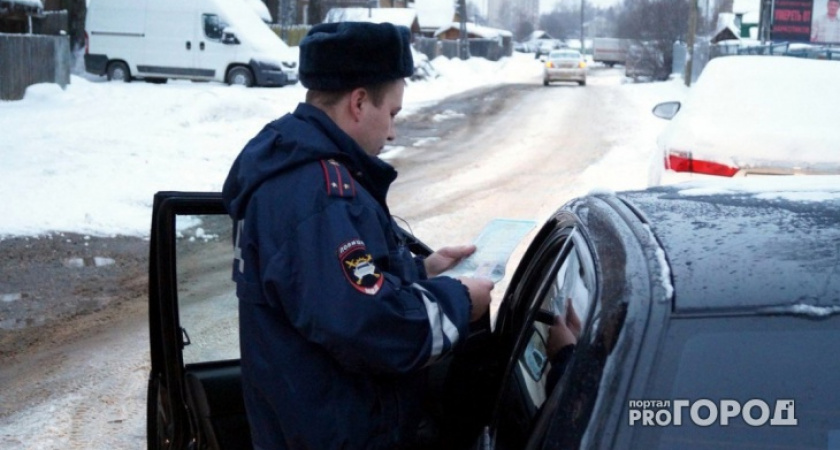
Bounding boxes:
[648,55,840,186]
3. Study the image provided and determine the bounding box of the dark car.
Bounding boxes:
[147,179,840,450]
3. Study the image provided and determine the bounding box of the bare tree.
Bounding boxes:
[467,0,487,25]
[515,20,535,41]
[616,0,689,80]
[307,0,324,25]
[61,0,87,51]
[539,0,605,40]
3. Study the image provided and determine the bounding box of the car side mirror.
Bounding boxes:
[221,30,240,45]
[652,101,681,120]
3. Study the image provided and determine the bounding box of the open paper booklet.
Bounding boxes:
[441,219,537,282]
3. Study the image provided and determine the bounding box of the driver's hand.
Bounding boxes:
[546,299,582,359]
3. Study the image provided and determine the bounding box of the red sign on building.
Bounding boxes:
[771,0,814,42]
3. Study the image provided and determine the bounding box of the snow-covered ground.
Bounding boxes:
[0,50,687,450]
[5,43,840,450]
[0,51,685,239]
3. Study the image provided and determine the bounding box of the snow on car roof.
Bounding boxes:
[672,175,840,202]
[659,55,840,166]
[620,176,840,311]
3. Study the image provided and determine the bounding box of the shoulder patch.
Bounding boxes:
[320,159,356,198]
[338,239,383,295]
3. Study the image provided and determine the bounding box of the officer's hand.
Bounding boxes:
[457,276,493,322]
[424,244,476,277]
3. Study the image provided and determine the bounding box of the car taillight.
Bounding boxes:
[667,151,739,177]
[85,31,89,54]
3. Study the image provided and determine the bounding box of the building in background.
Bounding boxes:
[413,0,456,36]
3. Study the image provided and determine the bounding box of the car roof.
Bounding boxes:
[616,177,840,313]
[550,50,580,57]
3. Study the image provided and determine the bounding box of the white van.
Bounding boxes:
[84,0,298,87]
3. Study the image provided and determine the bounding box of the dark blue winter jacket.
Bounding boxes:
[222,103,472,449]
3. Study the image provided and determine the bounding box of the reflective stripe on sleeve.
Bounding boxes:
[415,284,460,365]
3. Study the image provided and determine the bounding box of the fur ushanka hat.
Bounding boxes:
[298,22,414,91]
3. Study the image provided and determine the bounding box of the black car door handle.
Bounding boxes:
[186,41,191,50]
[200,42,205,51]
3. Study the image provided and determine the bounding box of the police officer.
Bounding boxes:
[222,22,494,449]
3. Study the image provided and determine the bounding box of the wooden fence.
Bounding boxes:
[415,36,513,62]
[268,24,311,47]
[0,33,71,101]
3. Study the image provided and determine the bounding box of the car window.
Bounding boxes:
[203,13,228,41]
[536,208,632,450]
[632,315,840,449]
[550,51,581,60]
[175,213,239,364]
[493,226,597,449]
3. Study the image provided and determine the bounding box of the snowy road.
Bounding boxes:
[0,66,676,449]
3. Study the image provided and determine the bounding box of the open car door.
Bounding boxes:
[147,191,251,450]
[145,190,495,450]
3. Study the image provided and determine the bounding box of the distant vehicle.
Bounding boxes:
[592,38,629,67]
[84,0,298,87]
[649,55,840,186]
[148,179,840,449]
[543,49,587,86]
[533,38,562,60]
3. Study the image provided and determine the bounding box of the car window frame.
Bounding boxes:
[148,191,230,450]
[489,209,601,449]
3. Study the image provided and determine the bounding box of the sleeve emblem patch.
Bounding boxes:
[338,240,383,295]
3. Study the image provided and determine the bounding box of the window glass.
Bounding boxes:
[516,233,595,405]
[203,14,225,41]
[539,214,629,449]
[633,316,840,449]
[176,214,239,364]
[495,227,598,449]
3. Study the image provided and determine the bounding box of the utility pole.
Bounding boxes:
[458,0,470,60]
[685,0,697,86]
[580,0,585,52]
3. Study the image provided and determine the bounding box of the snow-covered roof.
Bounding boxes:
[0,0,43,14]
[411,0,455,30]
[1,0,42,7]
[324,7,418,29]
[733,0,760,24]
[732,0,760,14]
[527,30,553,41]
[743,11,759,24]
[713,12,741,42]
[434,22,512,39]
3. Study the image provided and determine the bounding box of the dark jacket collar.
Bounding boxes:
[293,103,398,209]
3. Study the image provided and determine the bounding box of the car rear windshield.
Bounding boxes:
[551,52,580,60]
[629,313,840,449]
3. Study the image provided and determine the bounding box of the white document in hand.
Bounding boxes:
[442,218,537,282]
